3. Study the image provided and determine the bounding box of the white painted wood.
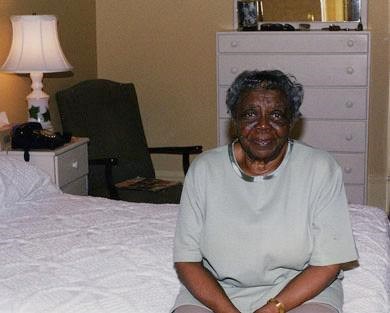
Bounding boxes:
[218,33,369,53]
[218,54,368,86]
[344,184,365,204]
[216,32,370,204]
[0,137,89,195]
[56,143,88,187]
[219,87,368,119]
[61,175,88,196]
[298,120,366,152]
[333,153,365,184]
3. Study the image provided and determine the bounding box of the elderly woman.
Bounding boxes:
[172,70,357,313]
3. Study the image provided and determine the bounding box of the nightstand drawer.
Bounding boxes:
[56,143,88,187]
[61,175,88,196]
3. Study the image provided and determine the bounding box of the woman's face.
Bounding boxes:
[234,88,292,164]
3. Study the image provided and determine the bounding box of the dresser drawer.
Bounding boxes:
[218,120,365,184]
[297,120,366,152]
[218,33,369,53]
[219,119,367,154]
[219,54,368,87]
[345,184,365,204]
[56,144,88,187]
[301,88,367,119]
[332,153,365,184]
[219,86,367,120]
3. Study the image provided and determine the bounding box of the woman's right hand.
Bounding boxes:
[174,262,241,313]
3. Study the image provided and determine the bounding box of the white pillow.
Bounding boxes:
[0,156,60,207]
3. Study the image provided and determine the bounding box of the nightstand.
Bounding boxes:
[0,137,89,195]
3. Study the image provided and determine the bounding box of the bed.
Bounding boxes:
[0,156,389,313]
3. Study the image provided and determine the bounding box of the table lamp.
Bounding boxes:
[1,15,73,130]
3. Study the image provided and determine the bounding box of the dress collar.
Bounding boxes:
[228,139,294,182]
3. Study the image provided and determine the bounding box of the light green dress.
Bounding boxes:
[172,140,358,313]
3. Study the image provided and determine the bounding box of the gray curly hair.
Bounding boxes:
[226,70,304,122]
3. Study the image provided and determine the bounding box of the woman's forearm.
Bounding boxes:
[256,264,342,313]
[174,262,240,313]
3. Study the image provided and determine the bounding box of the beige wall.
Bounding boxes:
[366,0,389,210]
[0,1,388,209]
[97,1,390,208]
[385,0,390,212]
[0,0,97,130]
[96,0,232,179]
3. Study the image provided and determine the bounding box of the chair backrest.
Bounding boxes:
[56,79,155,184]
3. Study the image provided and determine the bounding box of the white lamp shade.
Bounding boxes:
[1,15,72,73]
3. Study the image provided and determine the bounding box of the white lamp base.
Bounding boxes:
[27,72,53,130]
[27,96,53,130]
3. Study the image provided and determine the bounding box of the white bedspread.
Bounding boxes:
[0,157,389,313]
[0,194,180,313]
[343,205,390,313]
[0,194,389,313]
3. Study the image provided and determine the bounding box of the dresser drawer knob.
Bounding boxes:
[72,161,78,169]
[344,167,352,174]
[345,101,354,108]
[345,134,353,141]
[347,40,355,47]
[346,67,354,74]
[230,40,239,47]
[230,67,239,74]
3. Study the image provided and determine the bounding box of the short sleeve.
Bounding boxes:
[173,161,205,262]
[309,158,358,266]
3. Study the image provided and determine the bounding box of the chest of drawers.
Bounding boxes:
[216,31,370,204]
[1,137,89,195]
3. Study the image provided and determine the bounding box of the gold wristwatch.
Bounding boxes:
[267,298,285,313]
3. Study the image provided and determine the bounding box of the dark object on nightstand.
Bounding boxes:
[11,122,67,161]
[56,79,202,204]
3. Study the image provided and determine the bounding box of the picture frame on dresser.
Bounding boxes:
[216,31,370,204]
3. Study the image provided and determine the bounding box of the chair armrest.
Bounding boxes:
[89,157,119,200]
[148,145,202,174]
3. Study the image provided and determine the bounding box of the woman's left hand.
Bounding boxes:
[254,264,341,313]
[253,303,278,313]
